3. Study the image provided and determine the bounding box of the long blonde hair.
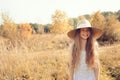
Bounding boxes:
[71,28,97,70]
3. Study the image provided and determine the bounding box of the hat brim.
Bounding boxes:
[67,27,102,40]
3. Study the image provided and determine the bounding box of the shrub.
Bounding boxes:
[19,23,33,39]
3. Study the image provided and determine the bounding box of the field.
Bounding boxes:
[0,34,120,80]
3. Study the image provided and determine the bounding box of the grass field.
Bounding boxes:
[0,34,120,80]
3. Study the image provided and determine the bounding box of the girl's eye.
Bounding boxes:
[86,29,90,32]
[82,30,88,32]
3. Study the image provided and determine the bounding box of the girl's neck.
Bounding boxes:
[81,39,87,51]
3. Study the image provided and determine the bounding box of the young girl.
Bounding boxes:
[67,19,102,80]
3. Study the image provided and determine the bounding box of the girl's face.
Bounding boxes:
[80,28,91,40]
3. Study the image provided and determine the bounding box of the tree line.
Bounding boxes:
[0,10,120,44]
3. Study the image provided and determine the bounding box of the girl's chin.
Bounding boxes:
[81,37,88,40]
[81,36,88,39]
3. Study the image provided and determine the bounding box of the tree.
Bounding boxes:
[115,10,120,21]
[30,23,39,33]
[83,14,90,19]
[103,14,120,42]
[50,10,73,33]
[0,13,17,38]
[102,11,114,18]
[90,11,105,30]
[0,13,22,46]
[19,23,32,38]
[37,24,44,34]
[44,24,51,33]
[73,18,79,28]
[68,18,74,27]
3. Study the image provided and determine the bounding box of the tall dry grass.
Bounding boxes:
[99,44,120,80]
[0,34,119,80]
[0,51,70,80]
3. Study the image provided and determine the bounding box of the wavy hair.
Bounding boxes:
[71,28,97,71]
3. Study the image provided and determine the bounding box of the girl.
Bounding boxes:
[67,19,102,80]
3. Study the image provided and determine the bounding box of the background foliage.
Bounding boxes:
[0,9,120,80]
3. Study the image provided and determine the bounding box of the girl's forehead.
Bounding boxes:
[81,28,89,30]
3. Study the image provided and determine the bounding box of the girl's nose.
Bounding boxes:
[84,30,88,33]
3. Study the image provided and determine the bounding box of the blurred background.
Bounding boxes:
[0,0,120,80]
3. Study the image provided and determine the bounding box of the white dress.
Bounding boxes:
[73,51,95,80]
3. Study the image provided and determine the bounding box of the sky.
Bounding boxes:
[0,0,120,24]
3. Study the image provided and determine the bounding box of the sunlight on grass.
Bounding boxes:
[0,34,120,80]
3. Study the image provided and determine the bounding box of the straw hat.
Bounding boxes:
[67,19,102,39]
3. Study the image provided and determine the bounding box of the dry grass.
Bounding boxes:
[99,44,120,80]
[0,51,70,80]
[0,34,120,80]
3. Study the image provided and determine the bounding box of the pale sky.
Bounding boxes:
[0,0,120,24]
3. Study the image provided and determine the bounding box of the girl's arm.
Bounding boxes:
[94,61,100,80]
[94,41,100,80]
[71,66,74,80]
[70,55,74,80]
[69,42,75,80]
